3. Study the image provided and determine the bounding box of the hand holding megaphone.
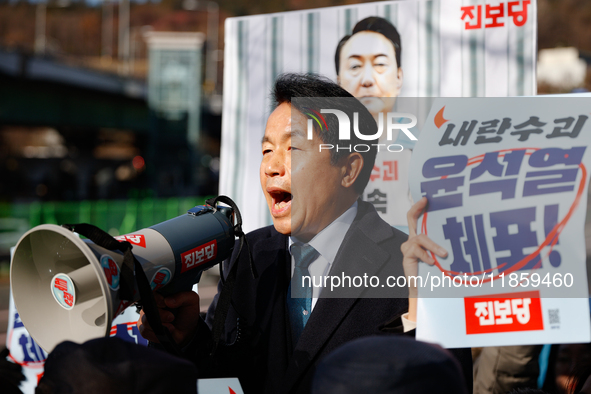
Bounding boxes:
[137,291,201,347]
[10,196,244,353]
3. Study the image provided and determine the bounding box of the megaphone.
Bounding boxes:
[10,201,236,353]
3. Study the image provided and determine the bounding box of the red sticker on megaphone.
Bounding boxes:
[180,240,218,273]
[114,234,146,248]
[51,273,76,310]
[150,268,172,291]
[100,255,121,291]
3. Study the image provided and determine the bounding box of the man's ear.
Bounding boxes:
[396,67,403,89]
[341,152,364,189]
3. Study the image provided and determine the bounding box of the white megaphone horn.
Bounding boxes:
[10,197,238,353]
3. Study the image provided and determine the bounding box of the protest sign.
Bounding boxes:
[409,97,591,347]
[220,0,537,232]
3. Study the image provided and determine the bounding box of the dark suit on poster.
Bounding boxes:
[187,201,472,394]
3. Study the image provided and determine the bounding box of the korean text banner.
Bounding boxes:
[220,0,537,232]
[409,97,591,348]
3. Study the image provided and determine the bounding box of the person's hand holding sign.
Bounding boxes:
[400,197,448,322]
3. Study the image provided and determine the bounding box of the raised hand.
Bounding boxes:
[400,197,448,321]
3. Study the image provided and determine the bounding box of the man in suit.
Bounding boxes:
[138,73,471,393]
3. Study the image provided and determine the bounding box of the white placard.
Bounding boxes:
[409,97,591,347]
[197,378,244,394]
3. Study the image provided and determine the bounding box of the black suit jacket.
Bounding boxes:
[187,201,472,393]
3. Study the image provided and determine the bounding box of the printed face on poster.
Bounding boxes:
[409,97,591,348]
[220,0,537,233]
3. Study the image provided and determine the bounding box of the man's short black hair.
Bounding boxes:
[334,16,402,75]
[272,73,378,195]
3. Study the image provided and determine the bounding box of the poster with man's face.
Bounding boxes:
[335,16,415,229]
[220,0,537,232]
[336,21,403,111]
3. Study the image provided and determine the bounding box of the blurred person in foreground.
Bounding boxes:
[336,16,414,231]
[567,361,591,394]
[312,335,468,394]
[473,345,543,394]
[541,343,591,394]
[138,73,472,393]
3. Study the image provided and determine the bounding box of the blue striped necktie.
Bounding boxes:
[287,243,319,345]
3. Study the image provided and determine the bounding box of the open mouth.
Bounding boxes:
[270,191,292,214]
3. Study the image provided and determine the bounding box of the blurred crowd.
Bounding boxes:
[4,338,591,393]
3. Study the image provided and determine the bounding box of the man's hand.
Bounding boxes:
[137,291,201,347]
[400,197,447,322]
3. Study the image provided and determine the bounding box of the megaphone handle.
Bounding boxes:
[204,196,252,354]
[205,195,257,284]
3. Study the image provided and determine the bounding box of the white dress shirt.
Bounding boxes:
[289,201,358,310]
[288,201,415,332]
